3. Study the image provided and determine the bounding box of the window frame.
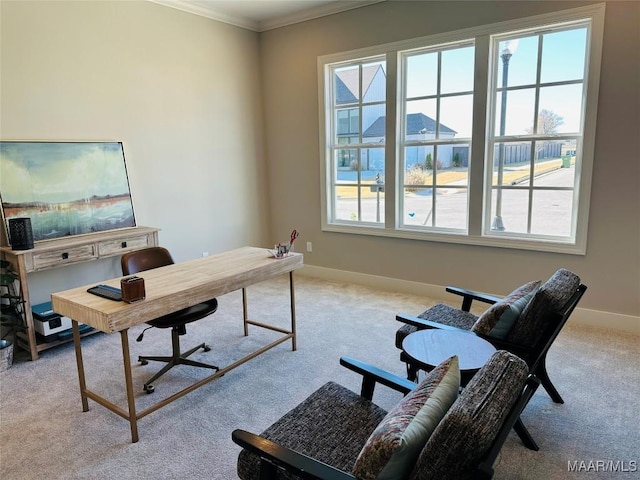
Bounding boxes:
[482,21,594,246]
[327,58,388,226]
[318,3,605,254]
[397,40,476,234]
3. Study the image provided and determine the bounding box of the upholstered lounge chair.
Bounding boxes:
[396,268,586,404]
[233,351,540,480]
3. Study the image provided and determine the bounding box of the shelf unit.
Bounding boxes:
[0,226,159,360]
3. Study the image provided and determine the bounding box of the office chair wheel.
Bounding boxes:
[143,384,155,394]
[203,345,211,352]
[139,357,149,366]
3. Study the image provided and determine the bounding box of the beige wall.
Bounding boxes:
[1,1,269,303]
[1,1,638,320]
[260,0,640,318]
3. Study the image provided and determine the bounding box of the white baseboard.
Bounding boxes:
[566,308,639,335]
[299,265,640,336]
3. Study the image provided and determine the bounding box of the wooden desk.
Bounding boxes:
[51,246,303,442]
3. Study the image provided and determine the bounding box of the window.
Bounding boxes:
[319,4,604,254]
[400,42,475,231]
[326,60,387,224]
[486,26,590,241]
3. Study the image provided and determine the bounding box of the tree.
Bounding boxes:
[537,109,564,134]
[424,152,433,170]
[527,109,564,160]
[527,109,564,135]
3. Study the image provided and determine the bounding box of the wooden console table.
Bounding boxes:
[0,226,159,360]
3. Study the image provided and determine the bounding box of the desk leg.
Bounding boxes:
[242,288,249,336]
[72,320,89,412]
[119,329,139,443]
[290,271,297,351]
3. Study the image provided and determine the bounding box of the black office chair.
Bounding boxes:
[121,247,219,394]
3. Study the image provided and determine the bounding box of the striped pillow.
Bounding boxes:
[352,356,460,480]
[471,280,541,337]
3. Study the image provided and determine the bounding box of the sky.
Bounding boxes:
[402,25,588,139]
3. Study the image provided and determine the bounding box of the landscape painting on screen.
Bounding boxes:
[0,142,136,242]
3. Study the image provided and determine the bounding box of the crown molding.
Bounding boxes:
[149,0,386,32]
[259,0,386,32]
[150,0,260,30]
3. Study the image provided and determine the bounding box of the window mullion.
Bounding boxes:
[357,148,362,221]
[432,144,438,226]
[469,35,490,236]
[357,66,363,222]
[385,50,397,229]
[436,51,442,138]
[532,34,544,134]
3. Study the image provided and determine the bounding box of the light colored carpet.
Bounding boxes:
[0,275,638,479]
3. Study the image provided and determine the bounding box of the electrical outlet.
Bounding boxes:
[202,251,209,257]
[306,242,313,252]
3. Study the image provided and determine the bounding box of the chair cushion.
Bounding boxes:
[237,381,388,480]
[147,299,218,328]
[470,280,541,337]
[352,356,460,480]
[410,351,529,480]
[419,303,478,330]
[507,269,580,347]
[396,305,478,349]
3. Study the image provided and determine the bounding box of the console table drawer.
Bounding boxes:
[32,245,97,270]
[98,234,152,256]
[0,226,160,361]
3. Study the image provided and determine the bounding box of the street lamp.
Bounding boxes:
[491,39,519,231]
[371,172,384,222]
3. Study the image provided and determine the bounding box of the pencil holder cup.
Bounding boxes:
[121,276,145,303]
[274,243,291,258]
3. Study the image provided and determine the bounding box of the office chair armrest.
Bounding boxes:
[445,286,501,311]
[396,313,469,333]
[232,429,357,480]
[340,356,416,399]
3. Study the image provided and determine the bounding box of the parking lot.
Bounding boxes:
[335,163,575,236]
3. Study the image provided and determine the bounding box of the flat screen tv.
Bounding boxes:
[0,141,136,242]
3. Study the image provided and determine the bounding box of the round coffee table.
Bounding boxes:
[402,329,496,385]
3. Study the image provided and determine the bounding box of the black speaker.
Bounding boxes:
[8,218,34,250]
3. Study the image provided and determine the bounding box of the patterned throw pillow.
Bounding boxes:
[471,280,541,337]
[352,356,460,480]
[489,288,538,339]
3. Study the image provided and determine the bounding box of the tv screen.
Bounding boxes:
[0,141,136,242]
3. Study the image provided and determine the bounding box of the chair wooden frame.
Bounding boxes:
[232,356,541,480]
[397,283,587,404]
